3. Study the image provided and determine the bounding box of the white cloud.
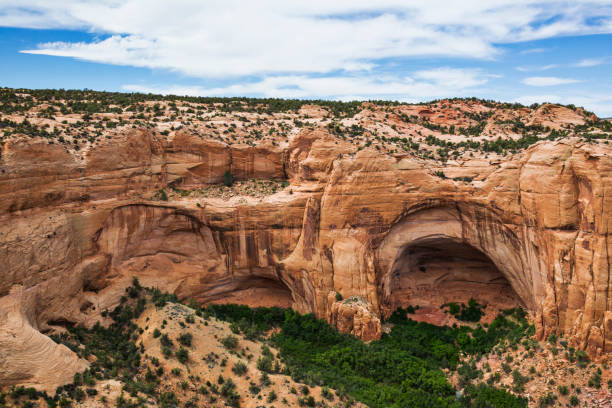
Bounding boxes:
[413,67,489,88]
[3,0,611,78]
[516,64,558,71]
[574,58,605,67]
[122,68,489,101]
[520,47,549,54]
[522,76,581,86]
[517,58,606,72]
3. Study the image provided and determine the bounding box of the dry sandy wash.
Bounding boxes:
[0,89,611,392]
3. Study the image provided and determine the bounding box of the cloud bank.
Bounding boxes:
[0,0,611,111]
[522,76,581,86]
[5,1,611,78]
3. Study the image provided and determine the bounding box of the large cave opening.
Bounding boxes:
[384,236,524,325]
[86,204,298,315]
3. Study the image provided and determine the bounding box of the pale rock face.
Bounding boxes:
[0,126,611,391]
[526,103,594,129]
[0,286,88,393]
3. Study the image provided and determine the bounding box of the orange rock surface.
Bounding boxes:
[0,99,610,391]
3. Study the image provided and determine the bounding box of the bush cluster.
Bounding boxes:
[210,303,532,408]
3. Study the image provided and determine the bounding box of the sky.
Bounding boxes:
[0,1,612,116]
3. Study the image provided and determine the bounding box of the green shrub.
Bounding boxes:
[159,392,178,408]
[176,347,189,364]
[256,355,273,372]
[248,383,260,395]
[73,388,85,402]
[267,390,277,403]
[58,396,71,408]
[221,378,240,407]
[442,298,485,322]
[575,350,589,367]
[461,383,527,408]
[157,189,168,201]
[588,368,602,388]
[538,392,555,407]
[260,373,271,387]
[434,170,447,179]
[223,170,233,187]
[73,372,82,386]
[298,396,316,407]
[178,332,193,347]
[151,289,178,308]
[321,387,333,401]
[512,369,529,393]
[160,334,172,348]
[221,335,238,350]
[232,361,247,376]
[458,361,481,387]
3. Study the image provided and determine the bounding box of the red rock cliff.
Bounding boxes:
[0,110,610,391]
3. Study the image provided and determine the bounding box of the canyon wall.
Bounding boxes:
[0,128,610,391]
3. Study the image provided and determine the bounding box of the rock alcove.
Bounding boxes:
[376,206,535,323]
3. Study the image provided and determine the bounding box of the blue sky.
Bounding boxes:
[1,1,612,116]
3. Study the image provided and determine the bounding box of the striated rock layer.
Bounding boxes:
[0,126,611,391]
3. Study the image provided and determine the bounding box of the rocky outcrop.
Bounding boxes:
[327,293,381,341]
[0,125,610,391]
[0,286,88,393]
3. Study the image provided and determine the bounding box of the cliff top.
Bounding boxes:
[1,87,610,164]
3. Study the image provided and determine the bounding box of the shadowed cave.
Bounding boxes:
[89,205,527,328]
[86,204,297,313]
[202,277,294,309]
[384,236,523,324]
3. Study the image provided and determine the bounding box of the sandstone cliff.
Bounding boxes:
[0,93,610,391]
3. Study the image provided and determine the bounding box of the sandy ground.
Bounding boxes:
[450,339,612,407]
[113,302,362,407]
[2,301,365,408]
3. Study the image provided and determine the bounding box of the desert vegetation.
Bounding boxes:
[1,87,610,164]
[1,280,611,407]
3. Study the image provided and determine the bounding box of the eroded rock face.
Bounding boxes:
[327,293,381,341]
[0,127,611,391]
[0,286,88,393]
